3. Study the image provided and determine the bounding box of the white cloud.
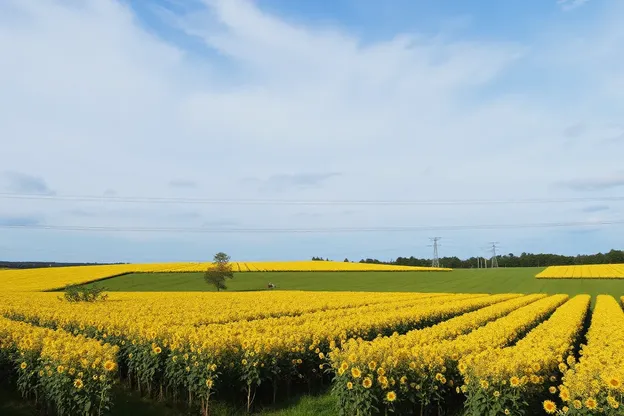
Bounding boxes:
[0,0,623,261]
[557,0,592,11]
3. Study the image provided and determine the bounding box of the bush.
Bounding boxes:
[62,284,108,302]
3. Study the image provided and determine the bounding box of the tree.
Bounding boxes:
[204,252,234,291]
[344,258,349,262]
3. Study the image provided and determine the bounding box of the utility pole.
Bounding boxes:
[490,242,500,268]
[429,237,441,268]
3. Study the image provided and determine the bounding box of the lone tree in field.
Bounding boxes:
[204,252,234,291]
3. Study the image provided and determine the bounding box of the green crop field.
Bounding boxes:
[83,267,624,298]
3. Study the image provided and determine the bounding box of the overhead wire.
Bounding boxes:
[1,192,624,206]
[1,218,622,234]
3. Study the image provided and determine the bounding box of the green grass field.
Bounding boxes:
[84,268,624,298]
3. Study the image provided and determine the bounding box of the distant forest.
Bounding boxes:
[314,249,624,268]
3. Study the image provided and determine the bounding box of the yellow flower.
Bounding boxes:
[20,362,27,370]
[362,378,372,389]
[103,361,116,372]
[386,391,396,402]
[608,377,621,389]
[74,379,84,389]
[504,410,510,415]
[572,400,582,409]
[206,379,214,388]
[493,391,500,398]
[584,398,597,410]
[549,386,557,394]
[351,367,361,378]
[510,376,520,387]
[543,400,557,414]
[346,381,353,390]
[607,396,619,409]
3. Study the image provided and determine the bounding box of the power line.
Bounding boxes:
[2,192,624,206]
[1,218,622,234]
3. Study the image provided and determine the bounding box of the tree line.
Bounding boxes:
[0,261,125,269]
[350,249,624,268]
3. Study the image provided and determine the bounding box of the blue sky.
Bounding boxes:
[0,0,623,263]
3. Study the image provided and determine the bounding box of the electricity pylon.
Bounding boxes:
[490,242,500,268]
[429,237,441,268]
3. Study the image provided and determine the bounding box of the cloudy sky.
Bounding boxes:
[1,0,623,263]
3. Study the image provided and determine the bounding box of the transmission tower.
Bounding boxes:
[429,237,441,268]
[490,242,500,268]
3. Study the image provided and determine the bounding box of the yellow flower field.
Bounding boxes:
[0,260,451,291]
[536,264,624,279]
[0,268,622,415]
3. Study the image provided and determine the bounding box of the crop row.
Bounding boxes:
[0,293,515,413]
[460,294,590,415]
[0,291,447,328]
[0,315,119,415]
[556,295,624,415]
[329,294,568,415]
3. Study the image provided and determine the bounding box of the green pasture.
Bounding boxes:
[83,267,624,298]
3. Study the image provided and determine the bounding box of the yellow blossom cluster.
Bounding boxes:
[0,261,451,291]
[0,315,119,415]
[459,295,590,415]
[329,294,568,414]
[536,264,624,279]
[558,295,624,415]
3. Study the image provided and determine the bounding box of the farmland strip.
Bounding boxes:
[0,291,449,328]
[559,295,624,414]
[329,294,567,415]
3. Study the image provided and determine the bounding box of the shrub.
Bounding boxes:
[62,284,108,302]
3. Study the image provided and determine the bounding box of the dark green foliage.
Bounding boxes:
[204,252,234,291]
[361,249,624,268]
[61,284,108,302]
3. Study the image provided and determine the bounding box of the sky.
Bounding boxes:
[0,0,623,263]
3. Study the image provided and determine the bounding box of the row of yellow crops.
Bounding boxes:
[460,295,590,415]
[0,291,442,328]
[556,296,624,415]
[329,294,568,415]
[0,315,119,415]
[0,261,451,291]
[0,292,510,414]
[536,264,624,279]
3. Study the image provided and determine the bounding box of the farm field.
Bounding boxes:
[0,287,623,415]
[2,265,624,415]
[82,268,624,298]
[0,261,449,292]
